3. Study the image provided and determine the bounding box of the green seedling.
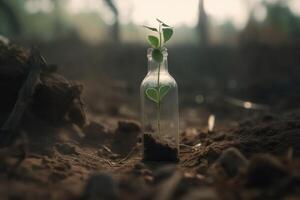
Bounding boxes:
[143,19,174,134]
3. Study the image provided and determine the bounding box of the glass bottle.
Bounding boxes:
[140,47,179,162]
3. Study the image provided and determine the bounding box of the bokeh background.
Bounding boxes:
[1,0,300,129]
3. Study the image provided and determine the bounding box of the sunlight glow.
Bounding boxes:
[205,0,248,28]
[68,0,253,29]
[67,0,300,29]
[243,102,253,109]
[289,0,300,15]
[125,0,199,27]
[208,114,215,132]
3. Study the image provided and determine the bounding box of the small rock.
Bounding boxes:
[140,169,153,177]
[82,173,119,200]
[215,147,248,177]
[246,154,288,188]
[83,121,108,142]
[206,147,220,163]
[153,164,177,183]
[196,159,209,174]
[144,175,154,183]
[133,162,146,170]
[199,131,207,139]
[117,121,141,133]
[203,139,213,146]
[181,128,199,145]
[68,97,86,127]
[111,121,141,155]
[210,132,225,141]
[55,143,79,155]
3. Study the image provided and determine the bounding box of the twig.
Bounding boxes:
[118,144,141,163]
[1,47,47,143]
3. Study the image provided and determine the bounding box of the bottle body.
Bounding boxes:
[140,48,179,162]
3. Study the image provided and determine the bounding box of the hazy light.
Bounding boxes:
[67,0,254,29]
[243,102,253,109]
[208,114,215,132]
[205,0,248,29]
[125,0,198,27]
[195,94,204,104]
[68,0,115,24]
[25,0,54,13]
[289,0,300,16]
[253,3,267,22]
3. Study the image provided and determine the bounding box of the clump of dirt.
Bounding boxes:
[235,117,300,157]
[0,41,86,131]
[111,121,141,156]
[0,42,29,125]
[143,134,179,162]
[212,152,300,200]
[182,113,300,171]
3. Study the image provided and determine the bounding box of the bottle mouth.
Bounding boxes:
[147,47,168,58]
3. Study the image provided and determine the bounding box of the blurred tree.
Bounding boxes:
[0,0,21,35]
[103,0,119,42]
[197,0,209,46]
[240,0,300,45]
[263,0,300,43]
[52,0,64,36]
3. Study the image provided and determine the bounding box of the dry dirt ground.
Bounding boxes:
[0,42,299,200]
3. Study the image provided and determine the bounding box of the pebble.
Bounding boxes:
[246,154,288,188]
[83,121,107,141]
[215,147,248,177]
[117,121,141,133]
[54,143,79,155]
[82,172,119,200]
[153,164,177,183]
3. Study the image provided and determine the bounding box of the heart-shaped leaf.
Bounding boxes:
[148,35,159,48]
[145,85,171,104]
[145,87,159,103]
[152,49,163,63]
[163,28,173,43]
[159,85,171,101]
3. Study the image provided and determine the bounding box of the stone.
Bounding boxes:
[116,121,141,133]
[215,147,248,177]
[54,143,79,155]
[153,164,177,183]
[246,154,288,188]
[82,173,119,200]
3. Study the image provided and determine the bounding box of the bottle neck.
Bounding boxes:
[148,57,168,74]
[147,47,169,74]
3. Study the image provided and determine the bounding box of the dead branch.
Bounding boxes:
[1,47,46,142]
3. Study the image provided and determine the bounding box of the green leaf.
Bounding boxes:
[143,25,158,32]
[152,49,163,63]
[163,28,173,43]
[159,85,171,101]
[145,87,159,103]
[156,18,171,27]
[148,35,159,48]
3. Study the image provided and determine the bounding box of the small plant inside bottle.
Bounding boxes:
[141,19,179,162]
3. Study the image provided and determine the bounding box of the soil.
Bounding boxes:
[0,41,299,200]
[143,134,179,162]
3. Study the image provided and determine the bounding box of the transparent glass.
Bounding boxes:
[140,48,179,162]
